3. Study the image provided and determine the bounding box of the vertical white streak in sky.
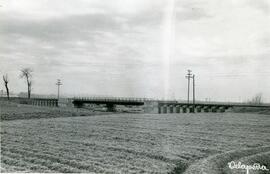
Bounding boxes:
[162,0,176,100]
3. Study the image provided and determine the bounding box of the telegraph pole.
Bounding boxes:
[56,79,62,100]
[186,70,192,104]
[192,74,195,104]
[192,74,195,112]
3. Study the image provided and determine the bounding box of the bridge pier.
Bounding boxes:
[188,106,195,113]
[173,106,179,113]
[181,105,187,113]
[74,102,84,108]
[158,107,161,114]
[195,106,202,113]
[217,106,225,112]
[210,106,217,112]
[172,106,177,113]
[158,105,232,113]
[144,101,159,114]
[179,106,183,113]
[106,103,116,112]
[169,105,174,113]
[186,106,190,113]
[163,105,168,113]
[176,106,180,113]
[202,106,209,112]
[159,105,165,113]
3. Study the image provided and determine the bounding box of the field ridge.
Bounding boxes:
[183,146,270,174]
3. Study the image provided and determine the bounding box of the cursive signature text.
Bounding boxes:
[228,161,269,174]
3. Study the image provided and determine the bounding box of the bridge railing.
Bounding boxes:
[72,96,154,102]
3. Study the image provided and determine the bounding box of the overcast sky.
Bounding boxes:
[0,0,270,102]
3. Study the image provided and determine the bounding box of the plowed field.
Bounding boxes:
[1,109,270,173]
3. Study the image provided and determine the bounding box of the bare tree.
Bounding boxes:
[20,68,33,99]
[249,93,263,105]
[2,74,10,100]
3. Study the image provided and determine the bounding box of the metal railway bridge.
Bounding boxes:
[70,97,270,113]
[2,97,269,113]
[72,97,148,112]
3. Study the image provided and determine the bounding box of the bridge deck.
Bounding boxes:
[158,101,270,108]
[70,97,270,108]
[72,97,145,106]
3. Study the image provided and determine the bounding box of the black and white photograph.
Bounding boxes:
[0,0,270,173]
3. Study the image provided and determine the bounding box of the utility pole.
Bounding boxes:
[186,70,192,104]
[56,79,62,100]
[192,74,195,112]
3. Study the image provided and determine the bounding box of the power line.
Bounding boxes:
[201,71,270,77]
